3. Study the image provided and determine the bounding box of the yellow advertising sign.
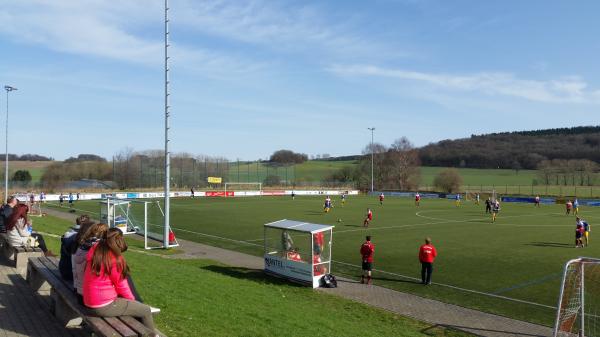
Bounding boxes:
[207,176,222,184]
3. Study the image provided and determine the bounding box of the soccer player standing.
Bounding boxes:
[415,192,421,207]
[363,208,373,227]
[360,236,375,285]
[584,220,591,246]
[324,196,332,213]
[455,193,461,207]
[419,238,437,285]
[535,195,540,207]
[492,200,500,222]
[573,198,580,215]
[379,193,385,206]
[485,197,492,213]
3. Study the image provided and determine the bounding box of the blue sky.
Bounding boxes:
[1,0,599,161]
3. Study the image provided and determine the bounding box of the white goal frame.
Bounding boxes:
[466,189,497,202]
[26,201,43,217]
[101,196,179,250]
[224,182,262,194]
[553,257,600,337]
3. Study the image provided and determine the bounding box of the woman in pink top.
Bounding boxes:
[83,228,158,336]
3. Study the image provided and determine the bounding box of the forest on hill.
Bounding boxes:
[418,126,600,169]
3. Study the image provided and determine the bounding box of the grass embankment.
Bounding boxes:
[33,214,472,337]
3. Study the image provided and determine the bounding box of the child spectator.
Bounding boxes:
[59,215,92,281]
[83,228,158,336]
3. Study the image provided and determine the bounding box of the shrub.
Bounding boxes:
[433,168,463,193]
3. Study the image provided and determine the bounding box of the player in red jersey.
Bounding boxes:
[566,200,573,215]
[379,193,385,205]
[363,208,373,227]
[360,236,375,285]
[415,192,421,207]
[419,237,437,285]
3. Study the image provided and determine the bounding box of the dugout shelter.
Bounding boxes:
[264,219,333,288]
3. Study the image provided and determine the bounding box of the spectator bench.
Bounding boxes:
[27,256,163,337]
[0,234,43,276]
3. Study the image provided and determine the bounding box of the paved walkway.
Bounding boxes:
[0,258,86,337]
[44,207,554,337]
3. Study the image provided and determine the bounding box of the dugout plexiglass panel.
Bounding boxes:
[264,220,334,288]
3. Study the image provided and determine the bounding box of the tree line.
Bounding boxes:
[0,153,53,161]
[419,126,600,169]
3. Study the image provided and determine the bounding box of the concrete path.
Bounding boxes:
[43,207,554,337]
[0,259,86,337]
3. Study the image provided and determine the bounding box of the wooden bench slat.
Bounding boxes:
[29,257,81,309]
[88,317,123,337]
[28,257,162,337]
[105,317,138,337]
[38,256,70,285]
[120,316,154,337]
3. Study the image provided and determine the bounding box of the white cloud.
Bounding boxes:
[174,0,400,59]
[0,0,261,75]
[328,64,600,104]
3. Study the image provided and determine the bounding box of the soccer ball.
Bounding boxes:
[337,218,343,223]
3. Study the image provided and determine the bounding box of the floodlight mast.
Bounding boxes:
[163,0,171,249]
[4,85,17,203]
[367,127,375,193]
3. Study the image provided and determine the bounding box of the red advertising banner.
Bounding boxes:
[205,191,234,197]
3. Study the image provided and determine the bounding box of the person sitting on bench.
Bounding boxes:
[83,228,158,336]
[2,203,55,257]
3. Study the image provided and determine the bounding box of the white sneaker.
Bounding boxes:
[150,306,161,313]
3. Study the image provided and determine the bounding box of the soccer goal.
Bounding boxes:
[224,182,262,194]
[466,190,497,202]
[100,196,179,250]
[554,257,600,337]
[25,200,43,217]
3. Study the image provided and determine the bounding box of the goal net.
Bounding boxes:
[224,182,262,193]
[466,190,496,203]
[27,200,43,217]
[554,257,600,337]
[100,197,179,250]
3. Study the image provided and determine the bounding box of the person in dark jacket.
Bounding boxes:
[58,215,92,281]
[0,196,17,233]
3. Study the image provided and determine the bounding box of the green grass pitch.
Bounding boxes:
[47,195,600,326]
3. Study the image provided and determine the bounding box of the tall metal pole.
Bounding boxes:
[368,127,375,193]
[580,262,585,337]
[4,86,17,203]
[163,0,171,248]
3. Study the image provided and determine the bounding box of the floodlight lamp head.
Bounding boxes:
[4,86,17,92]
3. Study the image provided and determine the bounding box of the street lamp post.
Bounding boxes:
[367,127,375,194]
[4,86,17,203]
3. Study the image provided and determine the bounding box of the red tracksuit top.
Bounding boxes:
[360,241,375,263]
[419,244,437,263]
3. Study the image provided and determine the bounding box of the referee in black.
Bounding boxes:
[485,197,492,213]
